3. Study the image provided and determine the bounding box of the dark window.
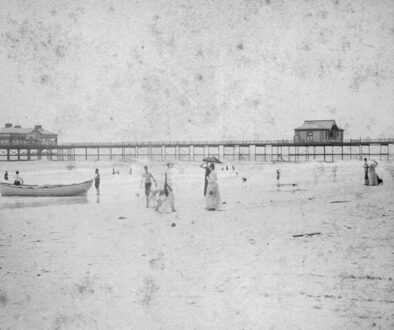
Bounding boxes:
[306,131,313,141]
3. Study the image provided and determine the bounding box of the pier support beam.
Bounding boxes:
[204,145,209,158]
[250,145,256,161]
[175,145,180,160]
[219,145,224,160]
[380,144,382,160]
[234,145,240,161]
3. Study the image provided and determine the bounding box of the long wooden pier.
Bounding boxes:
[0,138,393,162]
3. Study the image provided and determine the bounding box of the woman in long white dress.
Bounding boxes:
[205,164,221,210]
[369,160,378,186]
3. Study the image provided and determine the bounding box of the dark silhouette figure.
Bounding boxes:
[200,162,212,196]
[94,169,100,195]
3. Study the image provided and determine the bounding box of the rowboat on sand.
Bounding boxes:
[0,180,93,197]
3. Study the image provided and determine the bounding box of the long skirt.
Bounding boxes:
[369,169,378,186]
[205,182,221,210]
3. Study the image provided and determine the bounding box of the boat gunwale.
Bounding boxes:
[0,180,93,189]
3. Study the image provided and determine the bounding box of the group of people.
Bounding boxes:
[140,163,176,212]
[363,158,383,186]
[139,161,221,212]
[6,158,381,209]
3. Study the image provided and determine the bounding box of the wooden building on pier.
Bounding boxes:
[0,123,57,146]
[294,120,344,143]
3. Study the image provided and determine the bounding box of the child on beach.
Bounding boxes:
[140,166,157,207]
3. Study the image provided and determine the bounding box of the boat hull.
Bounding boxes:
[0,180,93,197]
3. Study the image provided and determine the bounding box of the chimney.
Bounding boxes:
[5,123,12,128]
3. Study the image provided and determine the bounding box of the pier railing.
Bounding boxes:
[0,138,393,149]
[53,137,394,148]
[1,137,392,161]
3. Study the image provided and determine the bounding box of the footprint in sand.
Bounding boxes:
[74,276,95,295]
[136,276,159,306]
[248,238,256,245]
[0,291,8,306]
[149,252,165,271]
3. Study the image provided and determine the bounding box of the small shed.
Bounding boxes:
[294,120,344,143]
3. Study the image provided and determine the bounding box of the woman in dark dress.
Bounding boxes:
[200,162,211,196]
[363,158,369,185]
[94,169,100,195]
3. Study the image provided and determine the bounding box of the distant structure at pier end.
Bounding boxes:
[294,120,344,143]
[0,123,58,146]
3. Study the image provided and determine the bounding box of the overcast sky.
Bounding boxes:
[0,0,393,142]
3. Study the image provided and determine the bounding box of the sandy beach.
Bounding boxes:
[0,160,393,329]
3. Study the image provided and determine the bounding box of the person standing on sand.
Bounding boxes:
[4,170,8,181]
[363,158,369,185]
[369,160,379,186]
[200,162,211,196]
[156,163,176,212]
[14,171,23,185]
[94,169,100,195]
[140,166,157,208]
[205,163,221,211]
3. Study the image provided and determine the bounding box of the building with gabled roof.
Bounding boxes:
[294,120,344,143]
[0,123,57,146]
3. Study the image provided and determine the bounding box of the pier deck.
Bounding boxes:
[0,138,393,162]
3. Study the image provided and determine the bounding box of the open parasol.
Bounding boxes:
[203,156,222,164]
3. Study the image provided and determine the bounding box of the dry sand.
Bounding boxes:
[0,160,393,329]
